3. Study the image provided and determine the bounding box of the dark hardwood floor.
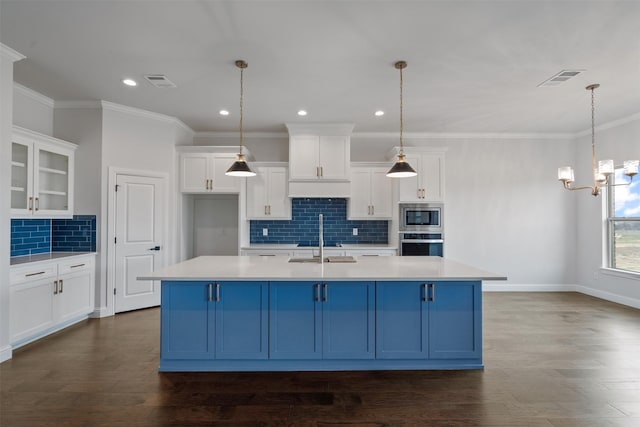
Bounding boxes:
[2,292,640,426]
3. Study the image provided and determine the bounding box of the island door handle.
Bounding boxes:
[208,283,213,302]
[315,284,321,302]
[429,283,435,302]
[422,283,428,302]
[322,284,328,302]
[215,283,221,302]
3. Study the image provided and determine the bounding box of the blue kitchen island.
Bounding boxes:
[139,255,506,372]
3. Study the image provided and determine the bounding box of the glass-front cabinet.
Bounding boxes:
[11,126,77,218]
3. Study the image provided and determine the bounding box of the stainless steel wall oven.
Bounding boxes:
[399,203,444,256]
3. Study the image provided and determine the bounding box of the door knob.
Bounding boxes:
[149,246,161,251]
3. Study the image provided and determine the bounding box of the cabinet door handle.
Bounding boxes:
[28,197,33,211]
[430,283,435,302]
[315,283,321,302]
[422,283,428,302]
[216,283,221,302]
[268,205,271,215]
[264,205,268,215]
[207,283,212,302]
[70,263,85,269]
[372,205,374,215]
[323,283,328,302]
[59,279,63,294]
[320,166,323,177]
[54,280,59,295]
[26,271,46,277]
[35,197,39,211]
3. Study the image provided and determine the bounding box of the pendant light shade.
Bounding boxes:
[226,60,256,177]
[387,61,417,178]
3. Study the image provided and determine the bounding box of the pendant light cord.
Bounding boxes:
[239,64,244,156]
[399,63,404,156]
[590,86,597,186]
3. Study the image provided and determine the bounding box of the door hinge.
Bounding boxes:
[114,288,117,295]
[115,184,120,192]
[114,237,117,244]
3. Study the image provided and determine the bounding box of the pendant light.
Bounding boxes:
[557,84,637,196]
[387,61,417,178]
[226,60,256,177]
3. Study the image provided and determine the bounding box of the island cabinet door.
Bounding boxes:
[215,282,268,360]
[428,281,482,360]
[161,282,215,360]
[322,282,375,359]
[269,282,322,359]
[375,282,429,359]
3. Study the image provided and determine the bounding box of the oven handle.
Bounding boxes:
[401,239,444,244]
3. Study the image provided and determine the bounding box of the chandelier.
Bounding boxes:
[387,61,417,178]
[558,84,637,196]
[226,60,256,177]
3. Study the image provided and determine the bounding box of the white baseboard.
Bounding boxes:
[483,283,576,292]
[0,344,12,363]
[574,285,640,310]
[90,307,113,318]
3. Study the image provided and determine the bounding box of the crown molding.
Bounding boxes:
[0,43,25,62]
[353,132,575,140]
[14,83,54,108]
[100,101,194,134]
[196,131,288,139]
[574,111,640,138]
[54,100,103,109]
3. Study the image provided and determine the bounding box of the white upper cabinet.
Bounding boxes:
[286,124,354,197]
[178,147,247,193]
[246,165,291,220]
[11,126,76,218]
[289,135,350,181]
[392,149,445,202]
[349,164,393,219]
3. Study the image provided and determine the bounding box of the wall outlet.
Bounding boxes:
[352,228,358,236]
[263,228,268,236]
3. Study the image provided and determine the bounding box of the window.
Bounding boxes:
[607,168,640,273]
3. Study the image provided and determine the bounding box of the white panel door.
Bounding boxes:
[370,167,393,218]
[115,174,165,313]
[267,167,290,218]
[318,135,348,180]
[349,168,371,218]
[289,135,319,180]
[211,154,241,192]
[180,154,209,192]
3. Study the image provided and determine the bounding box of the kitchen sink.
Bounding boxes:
[288,257,321,263]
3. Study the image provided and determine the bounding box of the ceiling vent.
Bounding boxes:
[144,74,177,88]
[538,69,585,87]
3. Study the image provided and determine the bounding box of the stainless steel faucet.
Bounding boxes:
[319,214,323,263]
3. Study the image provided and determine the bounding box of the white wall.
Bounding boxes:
[575,116,640,307]
[13,83,54,135]
[1,44,25,363]
[53,104,103,312]
[99,104,180,313]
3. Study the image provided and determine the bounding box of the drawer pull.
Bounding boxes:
[70,263,86,269]
[26,271,46,277]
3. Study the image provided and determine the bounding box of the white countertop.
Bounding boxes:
[241,243,397,250]
[139,255,506,281]
[10,252,97,266]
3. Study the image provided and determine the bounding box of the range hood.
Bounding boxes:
[286,123,354,198]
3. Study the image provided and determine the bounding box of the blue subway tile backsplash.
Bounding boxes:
[250,198,388,245]
[52,215,97,252]
[10,219,51,257]
[10,215,97,257]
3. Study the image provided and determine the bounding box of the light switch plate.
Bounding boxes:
[263,228,268,236]
[352,228,358,236]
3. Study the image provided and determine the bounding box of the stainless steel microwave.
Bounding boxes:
[399,203,443,232]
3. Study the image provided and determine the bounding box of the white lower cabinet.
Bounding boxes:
[10,254,95,346]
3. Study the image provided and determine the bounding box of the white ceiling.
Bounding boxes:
[2,0,639,135]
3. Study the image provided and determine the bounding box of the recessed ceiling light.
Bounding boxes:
[297,110,307,116]
[375,110,384,116]
[219,110,230,116]
[122,78,137,87]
